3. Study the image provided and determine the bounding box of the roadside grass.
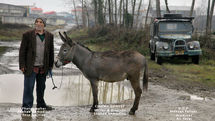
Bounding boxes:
[0,23,31,41]
[45,25,65,32]
[67,28,88,40]
[0,23,64,41]
[172,64,215,88]
[86,42,114,52]
[148,58,215,88]
[0,29,28,41]
[147,58,162,70]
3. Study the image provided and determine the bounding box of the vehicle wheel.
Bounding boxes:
[192,55,199,64]
[155,53,162,65]
[150,50,155,60]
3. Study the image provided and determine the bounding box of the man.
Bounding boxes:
[19,17,54,114]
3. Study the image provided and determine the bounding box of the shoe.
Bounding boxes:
[21,108,32,116]
[37,105,54,111]
[44,105,54,111]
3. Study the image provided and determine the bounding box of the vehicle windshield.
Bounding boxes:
[159,21,193,34]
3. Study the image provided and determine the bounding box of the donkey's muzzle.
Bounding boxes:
[55,60,62,68]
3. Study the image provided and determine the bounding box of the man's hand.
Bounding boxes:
[20,68,25,73]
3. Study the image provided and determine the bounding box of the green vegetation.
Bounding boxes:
[45,25,65,32]
[148,58,215,93]
[0,23,31,41]
[0,23,64,41]
[67,25,150,55]
[68,28,88,39]
[147,54,215,89]
[165,63,215,87]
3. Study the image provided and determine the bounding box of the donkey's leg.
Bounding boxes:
[129,78,142,115]
[89,80,99,112]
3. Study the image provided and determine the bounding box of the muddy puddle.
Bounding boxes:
[0,74,134,106]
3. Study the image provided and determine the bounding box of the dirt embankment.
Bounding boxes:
[149,66,215,98]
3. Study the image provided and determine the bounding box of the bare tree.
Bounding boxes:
[93,0,98,25]
[206,0,211,35]
[111,0,114,24]
[98,0,104,25]
[85,4,90,27]
[123,0,126,26]
[103,0,108,24]
[131,0,136,27]
[84,0,91,27]
[190,0,195,16]
[73,0,79,27]
[135,0,143,27]
[194,0,207,33]
[108,0,112,23]
[156,0,161,17]
[124,0,130,27]
[126,0,128,17]
[145,0,151,27]
[115,0,117,25]
[209,0,215,34]
[81,0,87,27]
[119,0,123,25]
[165,0,170,13]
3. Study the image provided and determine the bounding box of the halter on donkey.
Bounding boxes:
[55,32,148,115]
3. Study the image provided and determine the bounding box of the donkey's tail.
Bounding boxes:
[143,59,148,91]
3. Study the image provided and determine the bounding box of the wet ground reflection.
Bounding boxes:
[48,74,135,106]
[0,74,134,106]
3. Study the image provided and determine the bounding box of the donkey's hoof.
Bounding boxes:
[89,108,95,112]
[129,110,135,115]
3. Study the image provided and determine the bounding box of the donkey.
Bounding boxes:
[55,32,148,115]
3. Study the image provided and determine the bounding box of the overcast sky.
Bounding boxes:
[0,0,203,13]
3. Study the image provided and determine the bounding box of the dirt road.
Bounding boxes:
[0,80,215,121]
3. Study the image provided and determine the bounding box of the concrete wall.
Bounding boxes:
[1,16,66,26]
[1,16,34,25]
[0,3,27,17]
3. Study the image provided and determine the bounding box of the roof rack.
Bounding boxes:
[156,13,194,20]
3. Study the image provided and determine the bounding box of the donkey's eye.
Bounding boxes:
[63,49,67,53]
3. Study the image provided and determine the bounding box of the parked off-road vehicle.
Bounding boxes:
[149,14,202,64]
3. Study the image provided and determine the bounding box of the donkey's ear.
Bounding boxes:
[63,32,73,42]
[63,31,75,46]
[59,32,67,43]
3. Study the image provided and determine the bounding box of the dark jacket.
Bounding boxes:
[19,29,54,76]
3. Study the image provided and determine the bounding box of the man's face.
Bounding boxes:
[35,19,45,31]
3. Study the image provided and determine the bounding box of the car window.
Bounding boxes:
[159,22,192,33]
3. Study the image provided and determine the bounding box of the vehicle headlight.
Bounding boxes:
[156,42,169,50]
[189,44,194,49]
[187,41,200,50]
[163,42,169,50]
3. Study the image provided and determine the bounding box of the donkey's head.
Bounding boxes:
[55,32,77,68]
